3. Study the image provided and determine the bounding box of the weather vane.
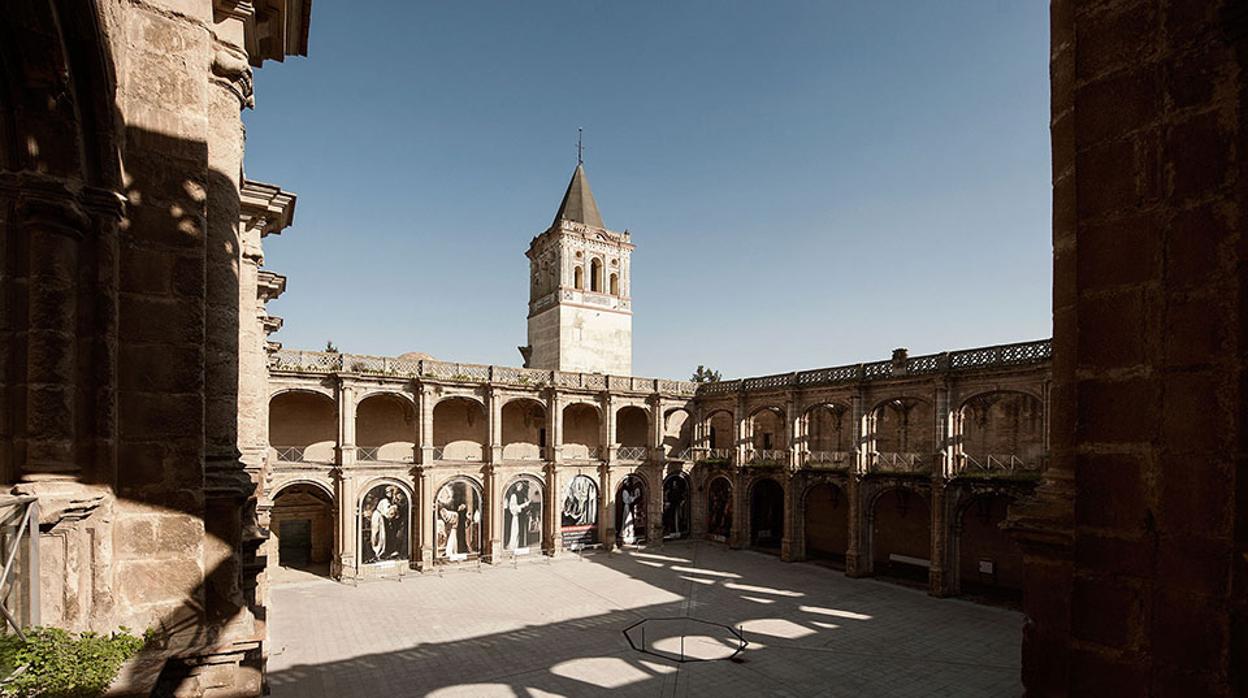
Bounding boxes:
[577,127,584,165]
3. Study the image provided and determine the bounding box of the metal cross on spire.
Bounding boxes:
[577,127,584,166]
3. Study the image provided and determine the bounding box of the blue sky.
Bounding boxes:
[245,1,1051,380]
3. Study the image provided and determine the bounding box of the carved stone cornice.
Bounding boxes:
[240,179,296,237]
[257,270,287,302]
[211,45,255,109]
[0,171,125,232]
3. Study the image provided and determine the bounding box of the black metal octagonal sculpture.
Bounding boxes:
[623,617,749,663]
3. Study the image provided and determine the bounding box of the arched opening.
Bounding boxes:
[590,258,603,292]
[501,399,547,461]
[355,393,415,462]
[871,398,934,473]
[806,403,850,464]
[503,475,544,553]
[271,483,334,576]
[432,397,487,461]
[958,494,1023,603]
[959,392,1045,474]
[750,478,784,550]
[706,477,733,541]
[871,487,931,583]
[574,266,584,290]
[360,481,411,566]
[616,405,649,460]
[269,391,337,463]
[609,272,619,295]
[803,483,848,566]
[662,473,691,539]
[434,477,483,562]
[562,403,602,460]
[706,410,734,456]
[662,408,693,459]
[749,407,787,463]
[615,475,647,546]
[560,474,600,549]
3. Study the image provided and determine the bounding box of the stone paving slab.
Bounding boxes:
[268,543,1021,697]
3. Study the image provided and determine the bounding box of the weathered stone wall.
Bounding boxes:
[355,393,416,458]
[269,391,337,462]
[1010,2,1248,694]
[431,397,487,460]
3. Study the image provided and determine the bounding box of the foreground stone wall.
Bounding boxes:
[0,1,307,695]
[1011,1,1248,694]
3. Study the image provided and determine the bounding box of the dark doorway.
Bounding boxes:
[279,519,312,567]
[804,483,848,567]
[750,479,784,550]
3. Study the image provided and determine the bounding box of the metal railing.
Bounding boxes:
[805,451,851,469]
[563,445,603,462]
[869,451,929,474]
[273,446,306,462]
[0,496,39,639]
[699,448,733,463]
[617,446,648,462]
[746,449,789,466]
[356,446,379,462]
[957,453,1043,476]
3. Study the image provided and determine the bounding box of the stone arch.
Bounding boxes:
[748,405,787,452]
[432,396,487,461]
[615,474,648,546]
[269,384,335,401]
[958,390,1046,470]
[433,475,484,562]
[803,402,851,454]
[749,477,785,549]
[590,257,603,292]
[562,402,602,460]
[803,481,848,565]
[502,473,545,553]
[501,398,547,461]
[705,475,734,541]
[869,396,935,466]
[615,405,649,449]
[954,492,1023,602]
[703,409,735,452]
[271,477,334,501]
[269,390,338,463]
[574,265,584,289]
[355,392,416,462]
[661,472,691,540]
[609,272,619,295]
[868,485,931,583]
[662,408,693,458]
[271,483,335,573]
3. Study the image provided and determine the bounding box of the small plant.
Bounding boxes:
[0,626,147,697]
[690,365,722,383]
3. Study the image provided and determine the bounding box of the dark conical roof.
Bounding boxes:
[552,164,605,229]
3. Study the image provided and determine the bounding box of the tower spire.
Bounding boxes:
[577,127,584,166]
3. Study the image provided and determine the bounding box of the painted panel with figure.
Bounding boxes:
[503,475,544,554]
[360,482,410,565]
[435,477,482,562]
[615,475,647,546]
[561,474,599,549]
[707,477,733,542]
[663,474,691,539]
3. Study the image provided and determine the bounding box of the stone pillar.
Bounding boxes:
[649,397,663,463]
[415,466,434,570]
[780,474,798,562]
[418,385,435,464]
[786,392,800,468]
[928,482,951,597]
[729,470,747,549]
[487,389,502,464]
[845,474,865,577]
[647,465,663,545]
[544,462,561,557]
[337,382,356,467]
[483,464,501,562]
[599,463,614,550]
[734,394,747,466]
[332,471,357,579]
[934,384,952,478]
[549,392,564,464]
[603,396,617,464]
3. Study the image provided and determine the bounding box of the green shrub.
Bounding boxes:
[0,626,146,698]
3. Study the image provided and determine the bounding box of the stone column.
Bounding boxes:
[487,389,502,464]
[729,470,747,549]
[549,392,564,464]
[786,392,800,468]
[415,466,434,569]
[734,394,747,466]
[647,465,663,545]
[333,471,357,579]
[935,384,952,478]
[545,462,561,557]
[603,396,617,464]
[337,382,357,467]
[649,397,664,463]
[418,384,435,465]
[599,463,614,550]
[928,482,951,597]
[780,474,798,562]
[484,464,501,562]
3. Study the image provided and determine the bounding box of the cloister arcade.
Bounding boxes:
[262,340,1049,601]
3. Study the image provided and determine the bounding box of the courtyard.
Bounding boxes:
[267,544,1021,697]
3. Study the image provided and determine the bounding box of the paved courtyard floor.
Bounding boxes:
[268,543,1021,697]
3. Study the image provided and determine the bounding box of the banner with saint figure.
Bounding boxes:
[435,477,482,562]
[361,482,410,565]
[560,474,599,549]
[503,475,544,554]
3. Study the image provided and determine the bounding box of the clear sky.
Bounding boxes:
[245,1,1052,381]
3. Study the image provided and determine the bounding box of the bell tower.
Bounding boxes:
[521,156,633,375]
